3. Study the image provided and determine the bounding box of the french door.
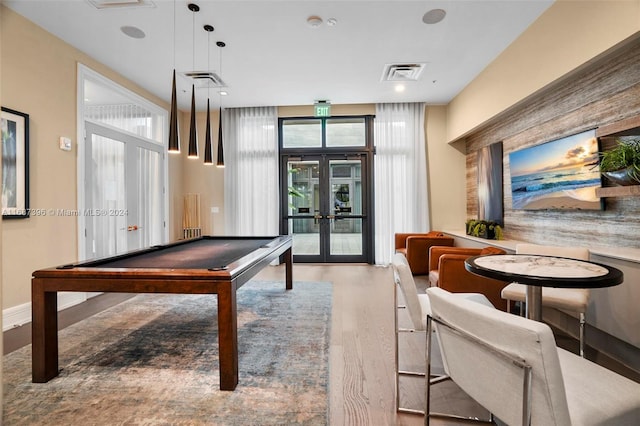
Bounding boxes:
[282,153,371,263]
[83,121,164,260]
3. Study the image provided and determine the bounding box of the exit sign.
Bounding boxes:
[314,102,331,117]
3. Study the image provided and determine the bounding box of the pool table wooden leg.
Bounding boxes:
[32,280,59,383]
[217,282,238,390]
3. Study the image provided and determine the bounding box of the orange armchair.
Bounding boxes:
[428,246,510,311]
[394,232,454,275]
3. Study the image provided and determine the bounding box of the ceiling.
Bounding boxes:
[4,0,554,111]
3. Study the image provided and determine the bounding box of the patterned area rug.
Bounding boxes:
[3,281,332,425]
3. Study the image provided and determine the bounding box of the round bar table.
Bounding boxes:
[464,254,624,321]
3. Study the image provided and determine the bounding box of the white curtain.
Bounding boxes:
[136,148,163,248]
[223,106,279,235]
[90,135,127,257]
[374,103,429,265]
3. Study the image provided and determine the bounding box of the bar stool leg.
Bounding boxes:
[579,313,586,358]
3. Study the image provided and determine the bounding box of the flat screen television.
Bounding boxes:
[509,129,603,211]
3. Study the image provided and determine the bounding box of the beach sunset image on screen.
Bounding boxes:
[509,129,603,210]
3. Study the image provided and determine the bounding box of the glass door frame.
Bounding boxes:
[278,115,375,264]
[77,64,169,261]
[83,120,165,260]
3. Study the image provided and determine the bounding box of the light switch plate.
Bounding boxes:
[59,137,72,151]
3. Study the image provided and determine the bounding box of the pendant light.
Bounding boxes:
[203,24,214,165]
[216,41,226,168]
[187,3,199,159]
[168,0,180,153]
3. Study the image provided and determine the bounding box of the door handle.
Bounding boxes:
[310,214,338,220]
[127,225,140,231]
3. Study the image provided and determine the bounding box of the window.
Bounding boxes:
[282,119,322,148]
[281,117,368,149]
[326,118,366,147]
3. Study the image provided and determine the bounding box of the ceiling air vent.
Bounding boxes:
[381,63,426,81]
[180,71,227,89]
[87,0,155,9]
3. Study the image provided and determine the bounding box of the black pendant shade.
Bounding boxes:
[168,69,180,153]
[187,84,198,158]
[204,99,213,164]
[216,107,224,167]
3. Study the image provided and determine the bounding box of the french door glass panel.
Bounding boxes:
[135,147,163,249]
[84,122,164,260]
[329,159,363,256]
[88,133,127,257]
[288,160,320,255]
[285,155,366,261]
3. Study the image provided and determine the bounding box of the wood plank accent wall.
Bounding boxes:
[465,37,640,249]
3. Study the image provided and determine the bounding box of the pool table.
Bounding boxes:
[31,235,293,391]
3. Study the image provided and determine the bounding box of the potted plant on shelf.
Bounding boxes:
[465,219,503,240]
[598,138,640,186]
[465,219,478,236]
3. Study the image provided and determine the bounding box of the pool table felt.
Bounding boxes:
[85,238,274,270]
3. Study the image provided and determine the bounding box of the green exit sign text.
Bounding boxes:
[314,102,331,117]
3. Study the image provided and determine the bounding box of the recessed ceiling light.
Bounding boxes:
[423,9,446,25]
[395,84,405,93]
[327,18,338,27]
[121,25,146,39]
[219,90,228,96]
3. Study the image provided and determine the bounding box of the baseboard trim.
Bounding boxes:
[3,292,135,355]
[3,292,88,332]
[543,307,640,379]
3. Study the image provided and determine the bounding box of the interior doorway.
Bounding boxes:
[279,116,374,263]
[78,64,168,262]
[83,121,164,260]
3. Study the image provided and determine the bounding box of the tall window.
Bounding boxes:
[374,103,429,264]
[223,107,279,235]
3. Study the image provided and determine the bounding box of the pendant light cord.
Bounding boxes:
[192,11,195,72]
[173,0,176,67]
[207,30,211,100]
[218,42,223,107]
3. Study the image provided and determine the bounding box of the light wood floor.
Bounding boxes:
[6,263,636,425]
[255,263,640,425]
[255,263,483,426]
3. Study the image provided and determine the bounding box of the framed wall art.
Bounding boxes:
[1,107,30,218]
[509,129,602,211]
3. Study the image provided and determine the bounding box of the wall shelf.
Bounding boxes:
[443,230,640,264]
[596,114,640,138]
[596,185,640,198]
[595,114,640,198]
